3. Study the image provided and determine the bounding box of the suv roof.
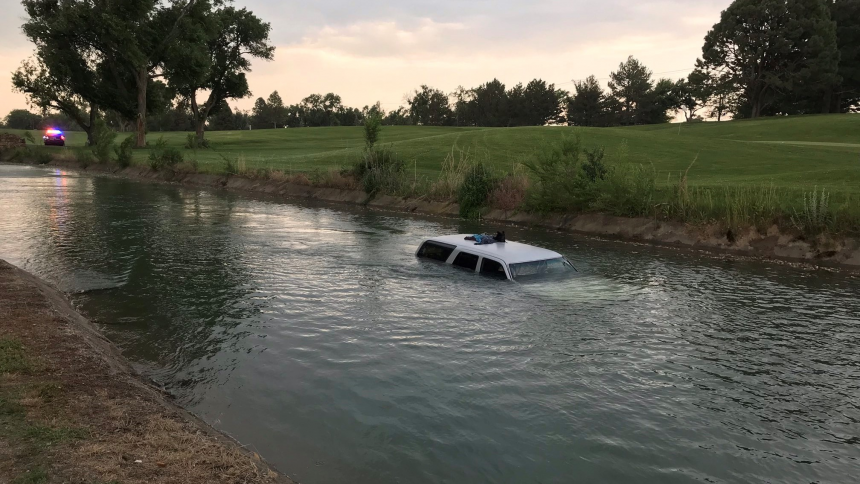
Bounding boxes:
[426,234,563,265]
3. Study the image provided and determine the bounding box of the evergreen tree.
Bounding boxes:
[608,56,654,125]
[567,76,607,127]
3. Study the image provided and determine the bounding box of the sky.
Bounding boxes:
[0,0,733,116]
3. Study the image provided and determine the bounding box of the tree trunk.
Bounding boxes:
[196,119,205,142]
[135,68,148,148]
[85,105,97,146]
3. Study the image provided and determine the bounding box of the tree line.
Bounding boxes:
[6,0,858,138]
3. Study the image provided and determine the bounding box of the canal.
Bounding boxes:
[1,164,858,483]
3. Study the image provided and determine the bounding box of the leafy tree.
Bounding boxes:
[13,10,103,145]
[383,106,412,126]
[171,6,274,142]
[608,56,654,125]
[21,0,211,147]
[449,86,473,126]
[251,97,269,129]
[640,78,681,124]
[830,0,860,112]
[567,76,607,127]
[266,91,287,128]
[408,85,452,126]
[471,79,509,127]
[700,0,840,118]
[506,83,527,126]
[675,71,714,122]
[3,109,42,130]
[522,79,566,126]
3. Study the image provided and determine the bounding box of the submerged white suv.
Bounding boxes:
[416,234,576,281]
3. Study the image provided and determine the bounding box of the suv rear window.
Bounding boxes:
[480,258,507,279]
[452,251,479,271]
[417,241,455,262]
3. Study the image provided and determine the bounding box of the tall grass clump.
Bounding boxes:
[430,147,475,200]
[458,163,497,219]
[114,136,134,168]
[793,187,831,237]
[147,137,183,171]
[74,148,95,168]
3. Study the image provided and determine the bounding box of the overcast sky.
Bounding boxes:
[1,0,732,116]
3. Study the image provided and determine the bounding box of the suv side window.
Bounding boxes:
[480,258,507,279]
[417,241,456,262]
[452,251,480,271]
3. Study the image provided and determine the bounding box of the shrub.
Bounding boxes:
[346,146,406,195]
[458,163,497,219]
[363,114,382,151]
[582,147,608,182]
[33,149,52,165]
[489,168,529,212]
[184,133,210,149]
[148,137,183,171]
[114,136,134,168]
[593,163,657,218]
[74,148,95,168]
[522,135,598,213]
[90,122,117,163]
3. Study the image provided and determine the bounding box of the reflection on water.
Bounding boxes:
[1,164,859,484]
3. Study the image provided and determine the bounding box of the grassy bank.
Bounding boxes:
[3,114,859,237]
[0,260,288,484]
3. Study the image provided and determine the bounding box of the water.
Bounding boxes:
[1,164,858,484]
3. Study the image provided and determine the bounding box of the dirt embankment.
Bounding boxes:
[33,160,860,268]
[0,259,293,484]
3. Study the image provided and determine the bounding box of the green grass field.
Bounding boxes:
[5,114,860,194]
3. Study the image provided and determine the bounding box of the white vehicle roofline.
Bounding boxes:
[424,234,563,265]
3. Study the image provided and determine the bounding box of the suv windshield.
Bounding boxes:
[509,258,575,281]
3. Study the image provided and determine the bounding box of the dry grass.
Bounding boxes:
[429,147,474,201]
[0,261,290,484]
[311,168,359,190]
[489,168,529,212]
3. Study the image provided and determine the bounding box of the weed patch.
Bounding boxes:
[148,137,183,171]
[0,338,30,374]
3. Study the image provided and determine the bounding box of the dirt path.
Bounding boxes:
[0,260,293,484]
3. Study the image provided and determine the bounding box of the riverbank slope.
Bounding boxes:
[0,259,292,484]
[32,160,860,269]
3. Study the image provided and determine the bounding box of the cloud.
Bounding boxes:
[0,0,733,116]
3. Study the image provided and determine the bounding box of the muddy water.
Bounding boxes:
[1,164,858,484]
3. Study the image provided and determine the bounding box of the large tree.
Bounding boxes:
[608,56,654,125]
[471,79,509,127]
[171,6,274,142]
[12,58,99,144]
[700,0,840,118]
[2,109,42,130]
[408,85,452,126]
[567,76,606,127]
[22,0,211,147]
[521,79,566,126]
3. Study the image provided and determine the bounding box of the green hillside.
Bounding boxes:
[6,114,860,194]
